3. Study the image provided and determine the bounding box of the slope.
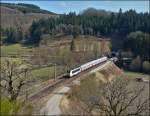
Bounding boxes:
[0,3,58,31]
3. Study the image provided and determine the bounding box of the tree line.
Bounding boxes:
[1,8,149,44]
[115,31,150,73]
[27,8,149,44]
[124,31,150,60]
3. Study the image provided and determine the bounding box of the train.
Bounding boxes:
[68,56,108,77]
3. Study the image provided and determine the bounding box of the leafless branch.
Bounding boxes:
[1,59,30,101]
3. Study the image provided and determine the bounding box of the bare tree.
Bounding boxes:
[79,78,149,116]
[97,79,149,116]
[30,46,52,66]
[93,43,99,58]
[70,39,76,52]
[1,59,30,101]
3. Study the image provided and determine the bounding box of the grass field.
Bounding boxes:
[1,44,32,56]
[124,71,149,79]
[1,56,23,62]
[31,66,64,81]
[31,67,55,80]
[1,43,66,81]
[1,57,64,81]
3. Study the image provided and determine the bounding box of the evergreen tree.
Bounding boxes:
[70,39,76,51]
[142,61,150,73]
[73,25,80,38]
[26,8,149,47]
[5,27,17,43]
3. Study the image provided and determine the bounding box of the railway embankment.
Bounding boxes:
[39,60,117,115]
[60,61,149,115]
[60,61,124,115]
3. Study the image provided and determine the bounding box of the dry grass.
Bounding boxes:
[62,61,149,115]
[61,62,123,114]
[60,95,70,114]
[1,6,57,30]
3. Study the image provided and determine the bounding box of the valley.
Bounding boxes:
[0,1,149,116]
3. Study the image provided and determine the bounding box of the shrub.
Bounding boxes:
[0,97,21,115]
[142,61,150,73]
[130,56,141,72]
[70,74,100,103]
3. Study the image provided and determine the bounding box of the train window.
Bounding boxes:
[72,68,80,73]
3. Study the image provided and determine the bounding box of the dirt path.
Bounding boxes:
[40,86,70,115]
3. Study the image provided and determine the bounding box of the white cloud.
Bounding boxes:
[59,2,67,7]
[58,2,82,8]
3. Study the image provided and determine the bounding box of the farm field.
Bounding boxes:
[31,66,64,81]
[1,44,32,57]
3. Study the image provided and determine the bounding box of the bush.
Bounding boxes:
[130,56,141,72]
[70,74,100,103]
[0,98,11,115]
[0,97,21,115]
[142,61,150,73]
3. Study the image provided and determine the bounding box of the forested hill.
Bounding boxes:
[1,3,56,14]
[28,8,149,43]
[26,8,149,63]
[0,3,58,32]
[81,7,112,16]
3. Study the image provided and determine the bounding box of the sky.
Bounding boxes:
[1,1,149,14]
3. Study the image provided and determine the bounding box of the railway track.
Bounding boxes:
[28,76,66,101]
[28,60,109,101]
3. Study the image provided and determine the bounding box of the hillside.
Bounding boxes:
[1,3,56,14]
[60,61,149,115]
[1,6,23,14]
[0,3,58,30]
[61,61,123,114]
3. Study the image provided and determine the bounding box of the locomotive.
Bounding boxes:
[68,56,107,77]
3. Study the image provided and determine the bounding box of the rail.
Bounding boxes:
[28,60,109,101]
